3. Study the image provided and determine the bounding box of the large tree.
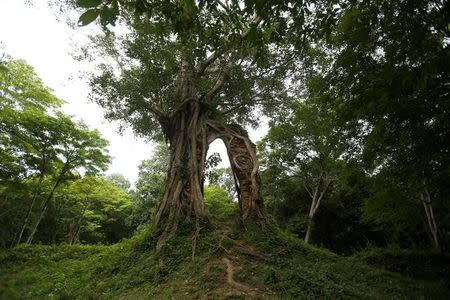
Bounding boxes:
[261,100,348,244]
[61,0,334,246]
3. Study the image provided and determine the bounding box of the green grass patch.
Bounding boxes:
[1,215,449,299]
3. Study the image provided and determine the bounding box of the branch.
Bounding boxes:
[196,15,262,76]
[197,51,223,76]
[303,182,314,199]
[141,97,166,118]
[203,59,234,102]
[215,0,230,12]
[218,84,277,115]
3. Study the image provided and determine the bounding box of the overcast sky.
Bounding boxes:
[0,0,266,184]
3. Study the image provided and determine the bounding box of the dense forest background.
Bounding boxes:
[2,0,449,254]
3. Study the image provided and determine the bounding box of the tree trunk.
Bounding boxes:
[302,169,331,244]
[305,193,317,244]
[13,175,44,247]
[421,188,440,250]
[25,205,47,244]
[67,221,77,245]
[305,215,314,244]
[26,174,64,244]
[153,58,264,249]
[68,198,88,245]
[154,99,209,249]
[207,121,265,226]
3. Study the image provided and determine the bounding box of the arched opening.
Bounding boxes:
[204,139,239,222]
[205,139,236,200]
[206,122,265,224]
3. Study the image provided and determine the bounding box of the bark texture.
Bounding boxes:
[154,115,265,248]
[154,100,209,249]
[207,121,265,224]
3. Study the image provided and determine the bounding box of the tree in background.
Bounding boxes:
[204,185,237,221]
[53,176,132,244]
[1,58,63,246]
[24,117,110,244]
[306,0,450,250]
[106,173,131,192]
[0,56,111,247]
[207,167,236,201]
[128,142,168,230]
[261,101,347,244]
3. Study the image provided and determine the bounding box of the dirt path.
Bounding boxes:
[221,257,251,291]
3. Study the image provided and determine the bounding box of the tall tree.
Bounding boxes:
[261,101,346,244]
[55,176,132,244]
[25,120,111,244]
[0,57,111,246]
[59,0,335,246]
[0,57,65,246]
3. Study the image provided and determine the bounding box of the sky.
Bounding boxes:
[0,0,266,184]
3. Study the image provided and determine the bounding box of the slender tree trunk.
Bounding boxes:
[25,205,47,244]
[305,216,314,244]
[304,188,318,244]
[68,199,88,245]
[421,188,440,250]
[26,174,64,244]
[67,222,76,245]
[303,169,331,244]
[13,175,44,247]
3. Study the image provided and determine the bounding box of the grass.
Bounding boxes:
[1,215,449,299]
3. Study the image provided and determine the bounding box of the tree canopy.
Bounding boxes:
[0,56,113,247]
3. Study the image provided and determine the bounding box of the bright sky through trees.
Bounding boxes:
[0,0,154,183]
[0,0,266,183]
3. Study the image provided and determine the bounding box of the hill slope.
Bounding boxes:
[1,218,449,299]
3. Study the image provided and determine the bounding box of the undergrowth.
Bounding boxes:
[1,214,449,299]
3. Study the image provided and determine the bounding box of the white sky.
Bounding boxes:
[0,0,267,184]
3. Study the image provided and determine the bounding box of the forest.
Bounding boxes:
[1,0,449,299]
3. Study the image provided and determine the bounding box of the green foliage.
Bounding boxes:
[1,218,448,299]
[204,185,237,220]
[301,0,450,250]
[206,167,236,200]
[0,58,61,180]
[106,173,131,191]
[53,176,133,244]
[0,57,112,247]
[128,141,168,229]
[258,0,450,252]
[62,0,332,140]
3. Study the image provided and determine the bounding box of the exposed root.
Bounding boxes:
[234,245,271,261]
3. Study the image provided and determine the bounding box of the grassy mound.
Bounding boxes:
[1,217,449,299]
